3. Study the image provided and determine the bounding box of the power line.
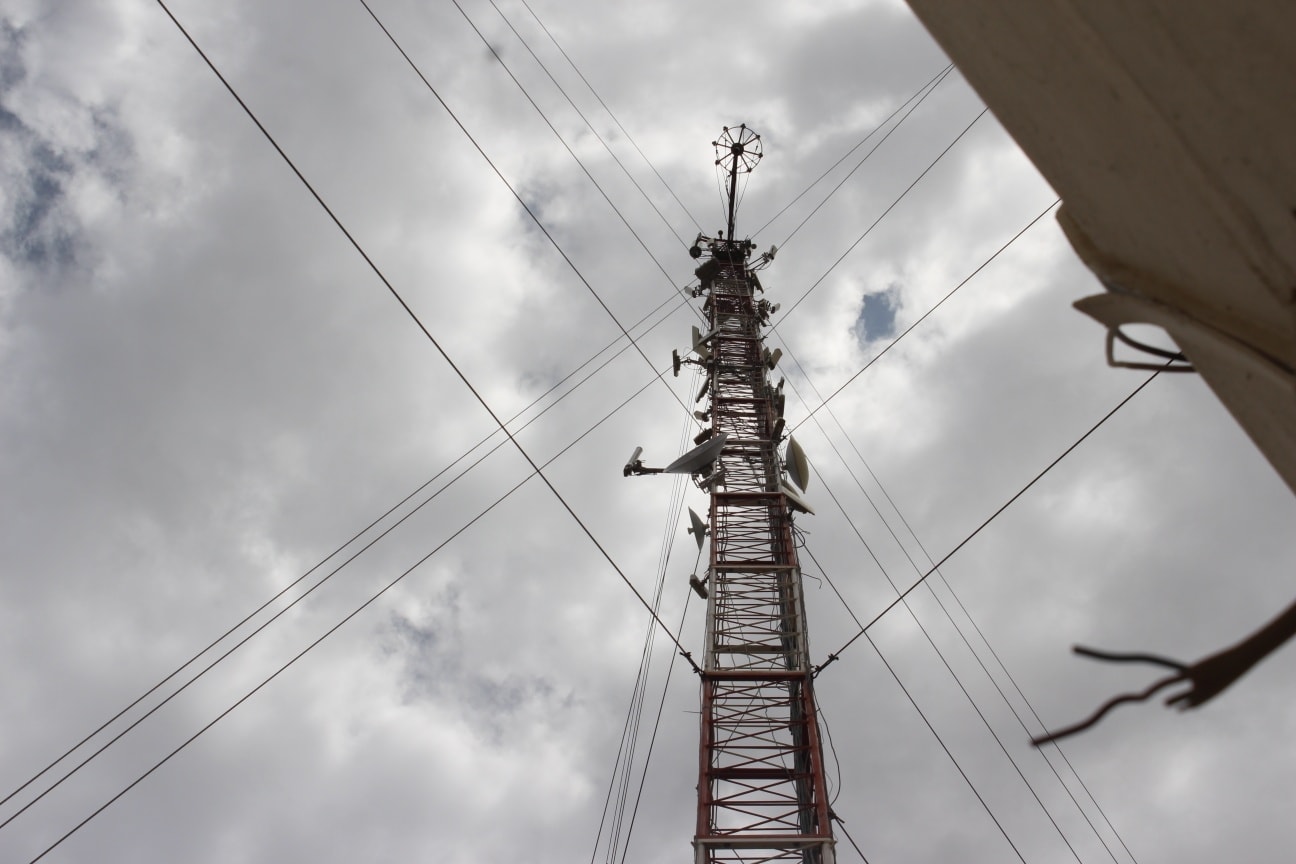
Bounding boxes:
[783,355,1130,862]
[450,0,692,295]
[816,387,1134,861]
[832,815,873,864]
[23,354,673,863]
[0,287,688,816]
[770,225,1126,855]
[775,65,956,250]
[158,0,696,672]
[867,621,1027,861]
[21,0,705,842]
[484,0,689,249]
[752,62,952,240]
[617,542,703,863]
[815,362,1170,674]
[152,0,697,761]
[1,321,686,835]
[762,188,1141,858]
[599,406,695,864]
[370,0,707,419]
[808,454,1085,862]
[773,106,989,328]
[223,0,702,643]
[930,578,1140,863]
[790,198,1060,434]
[516,0,703,233]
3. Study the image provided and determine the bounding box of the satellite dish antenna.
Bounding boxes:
[687,507,709,549]
[693,326,720,349]
[672,349,682,377]
[786,436,810,492]
[690,326,707,361]
[664,432,730,474]
[781,480,815,515]
[688,574,709,599]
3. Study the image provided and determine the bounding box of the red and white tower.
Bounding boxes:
[627,125,835,863]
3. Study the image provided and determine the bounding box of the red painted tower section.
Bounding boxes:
[690,126,835,864]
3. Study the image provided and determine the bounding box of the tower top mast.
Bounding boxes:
[625,126,835,864]
[713,124,762,241]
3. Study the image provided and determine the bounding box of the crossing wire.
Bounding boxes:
[751,62,953,240]
[21,0,723,846]
[832,815,873,864]
[790,198,1061,434]
[0,284,689,815]
[485,0,691,249]
[517,0,704,233]
[804,544,1027,864]
[451,0,698,311]
[814,362,1171,675]
[780,352,1129,863]
[373,0,706,419]
[774,64,956,251]
[19,0,708,842]
[778,324,1134,862]
[764,192,1130,859]
[806,450,1085,863]
[597,394,696,864]
[617,539,705,863]
[0,317,688,835]
[772,106,989,329]
[23,352,672,864]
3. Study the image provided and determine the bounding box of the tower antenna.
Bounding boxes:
[627,126,835,864]
[713,124,762,241]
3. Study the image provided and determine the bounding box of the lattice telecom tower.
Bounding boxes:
[625,125,835,864]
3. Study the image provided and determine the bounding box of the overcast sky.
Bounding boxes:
[2,1,1293,862]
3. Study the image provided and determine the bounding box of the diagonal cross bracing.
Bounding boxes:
[693,246,835,864]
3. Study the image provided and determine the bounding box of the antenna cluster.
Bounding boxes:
[619,127,836,864]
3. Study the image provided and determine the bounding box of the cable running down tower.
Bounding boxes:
[626,124,835,864]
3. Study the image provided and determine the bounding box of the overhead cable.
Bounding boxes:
[772,317,1127,860]
[616,543,703,863]
[753,62,953,240]
[806,458,1084,862]
[790,198,1060,433]
[775,65,956,250]
[815,362,1170,674]
[369,0,708,415]
[599,407,695,864]
[517,0,704,233]
[23,357,674,863]
[0,320,687,836]
[804,549,1027,864]
[485,0,690,248]
[0,287,687,816]
[773,106,990,328]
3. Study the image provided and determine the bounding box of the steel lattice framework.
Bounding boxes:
[691,243,834,864]
[625,125,834,863]
[693,125,834,864]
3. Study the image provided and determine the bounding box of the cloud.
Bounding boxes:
[0,2,1292,863]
